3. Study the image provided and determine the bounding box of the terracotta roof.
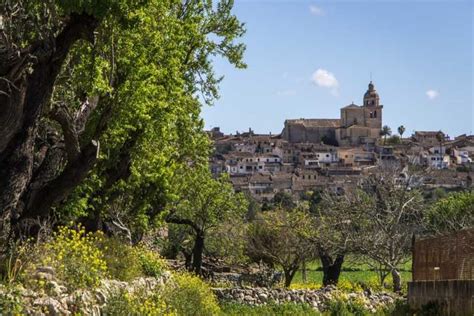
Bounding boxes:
[285,119,341,128]
[342,103,361,109]
[414,131,443,136]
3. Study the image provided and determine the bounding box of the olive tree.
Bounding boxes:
[165,167,248,275]
[246,207,317,287]
[354,168,426,292]
[0,0,245,240]
[311,188,369,286]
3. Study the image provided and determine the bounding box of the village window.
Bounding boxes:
[259,166,263,169]
[374,110,377,118]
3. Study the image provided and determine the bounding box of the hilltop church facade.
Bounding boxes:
[281,81,383,146]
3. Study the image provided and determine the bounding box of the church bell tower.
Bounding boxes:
[363,81,382,129]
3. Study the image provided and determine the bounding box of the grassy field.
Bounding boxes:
[290,258,412,292]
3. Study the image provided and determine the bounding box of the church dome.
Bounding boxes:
[364,81,379,98]
[363,81,380,106]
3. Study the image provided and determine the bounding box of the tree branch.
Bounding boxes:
[49,105,80,161]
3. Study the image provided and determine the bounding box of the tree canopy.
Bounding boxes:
[0,0,246,241]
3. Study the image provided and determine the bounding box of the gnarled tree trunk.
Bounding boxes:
[320,253,344,286]
[391,268,402,293]
[0,13,100,240]
[192,231,205,275]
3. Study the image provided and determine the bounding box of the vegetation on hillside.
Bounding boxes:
[0,1,472,315]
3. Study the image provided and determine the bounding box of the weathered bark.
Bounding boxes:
[391,268,402,293]
[320,253,344,286]
[165,215,206,275]
[0,13,99,239]
[302,260,307,283]
[283,265,298,287]
[80,130,140,232]
[192,231,205,275]
[182,249,193,270]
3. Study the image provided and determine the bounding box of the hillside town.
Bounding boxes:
[209,82,473,201]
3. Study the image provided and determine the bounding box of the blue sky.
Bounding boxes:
[201,0,473,138]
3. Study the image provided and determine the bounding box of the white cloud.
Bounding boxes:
[311,68,339,96]
[309,5,324,16]
[276,89,296,96]
[426,89,439,100]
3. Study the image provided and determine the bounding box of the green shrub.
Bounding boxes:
[386,299,412,316]
[94,236,166,281]
[221,302,320,316]
[0,284,24,314]
[95,237,143,281]
[33,226,108,290]
[136,246,166,278]
[324,292,392,316]
[163,272,220,316]
[102,288,176,315]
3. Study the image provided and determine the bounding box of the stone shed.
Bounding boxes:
[408,228,474,315]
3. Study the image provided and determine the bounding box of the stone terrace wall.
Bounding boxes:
[213,286,396,313]
[408,280,474,316]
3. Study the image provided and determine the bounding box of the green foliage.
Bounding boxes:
[1,240,34,284]
[324,292,388,316]
[92,236,166,281]
[386,135,401,145]
[221,302,321,316]
[137,246,167,278]
[397,125,406,138]
[0,284,24,314]
[165,167,248,271]
[167,169,248,232]
[162,272,221,316]
[102,288,176,316]
[246,207,316,287]
[271,191,296,211]
[426,191,474,233]
[104,271,220,315]
[6,0,247,233]
[94,238,142,281]
[34,226,108,290]
[387,299,412,316]
[290,257,412,294]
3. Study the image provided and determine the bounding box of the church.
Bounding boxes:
[281,81,383,146]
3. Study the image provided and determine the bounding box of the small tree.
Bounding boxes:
[272,191,296,211]
[354,167,426,292]
[425,191,474,234]
[246,207,316,287]
[380,125,392,145]
[311,189,369,286]
[165,168,247,275]
[397,125,406,139]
